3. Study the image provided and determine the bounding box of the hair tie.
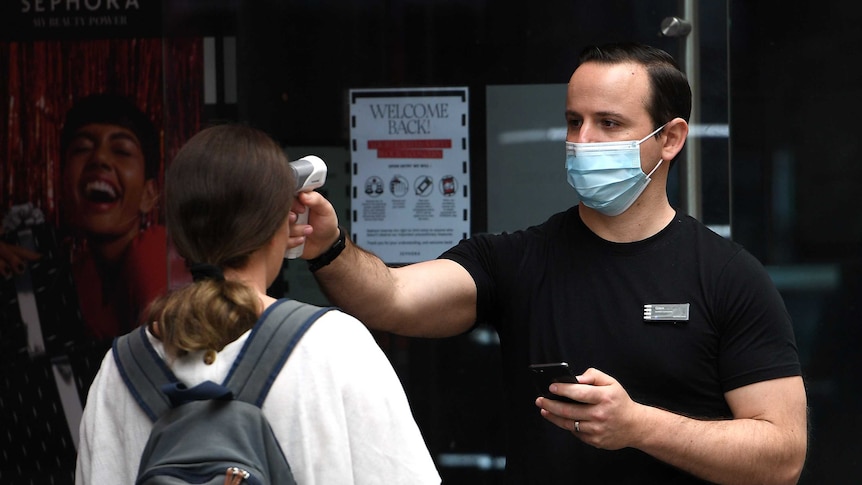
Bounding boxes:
[189,262,225,282]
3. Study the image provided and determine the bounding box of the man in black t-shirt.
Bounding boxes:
[292,42,807,484]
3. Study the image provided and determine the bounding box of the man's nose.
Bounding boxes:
[568,124,598,143]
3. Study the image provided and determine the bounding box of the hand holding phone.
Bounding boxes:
[529,362,581,403]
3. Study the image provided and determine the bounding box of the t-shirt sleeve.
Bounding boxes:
[715,248,802,391]
[439,234,497,327]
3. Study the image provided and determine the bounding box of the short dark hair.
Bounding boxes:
[60,93,160,180]
[578,42,692,129]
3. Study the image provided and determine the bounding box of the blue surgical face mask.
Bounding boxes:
[565,124,666,216]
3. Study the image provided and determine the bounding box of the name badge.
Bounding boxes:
[643,303,690,322]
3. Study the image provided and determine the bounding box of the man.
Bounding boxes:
[292,42,807,484]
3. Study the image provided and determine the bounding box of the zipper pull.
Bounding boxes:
[224,467,250,485]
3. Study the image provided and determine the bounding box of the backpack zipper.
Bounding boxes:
[224,467,250,485]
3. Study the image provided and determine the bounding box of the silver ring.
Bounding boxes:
[574,421,580,433]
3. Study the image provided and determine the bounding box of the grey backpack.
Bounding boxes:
[112,299,331,485]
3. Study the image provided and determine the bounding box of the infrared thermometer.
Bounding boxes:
[285,155,327,259]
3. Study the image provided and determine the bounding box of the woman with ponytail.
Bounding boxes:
[75,124,440,484]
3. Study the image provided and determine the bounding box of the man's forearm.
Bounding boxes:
[312,237,401,331]
[312,235,477,338]
[634,402,806,484]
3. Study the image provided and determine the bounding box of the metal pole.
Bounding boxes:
[683,0,702,221]
[660,2,701,220]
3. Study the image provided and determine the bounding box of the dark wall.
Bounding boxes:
[730,1,862,263]
[230,0,680,146]
[730,2,862,483]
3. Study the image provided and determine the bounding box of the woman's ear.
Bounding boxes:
[660,117,689,162]
[139,179,158,214]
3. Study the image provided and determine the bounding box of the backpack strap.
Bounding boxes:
[112,299,332,421]
[225,299,332,406]
[112,326,178,421]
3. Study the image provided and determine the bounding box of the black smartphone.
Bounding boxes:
[529,362,580,403]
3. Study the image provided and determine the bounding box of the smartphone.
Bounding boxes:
[529,362,580,403]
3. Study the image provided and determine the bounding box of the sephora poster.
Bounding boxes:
[0,7,203,481]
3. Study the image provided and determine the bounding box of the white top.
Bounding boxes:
[75,308,441,484]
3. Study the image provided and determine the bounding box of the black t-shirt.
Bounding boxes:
[441,207,801,484]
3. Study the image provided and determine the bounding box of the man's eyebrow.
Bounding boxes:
[565,109,629,120]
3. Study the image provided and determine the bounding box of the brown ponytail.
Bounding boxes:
[146,279,260,355]
[147,124,296,355]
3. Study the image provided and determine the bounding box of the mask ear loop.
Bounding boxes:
[639,123,668,178]
[637,123,669,144]
[646,159,664,178]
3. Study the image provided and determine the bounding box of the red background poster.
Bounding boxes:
[0,28,203,482]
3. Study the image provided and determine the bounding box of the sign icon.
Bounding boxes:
[390,175,408,197]
[414,175,433,197]
[440,175,457,196]
[365,176,384,197]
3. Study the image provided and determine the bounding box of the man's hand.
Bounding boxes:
[536,367,644,450]
[288,191,341,260]
[536,368,807,484]
[0,240,41,279]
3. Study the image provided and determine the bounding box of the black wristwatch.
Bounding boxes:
[307,227,346,273]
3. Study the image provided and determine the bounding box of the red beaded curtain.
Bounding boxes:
[0,37,203,229]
